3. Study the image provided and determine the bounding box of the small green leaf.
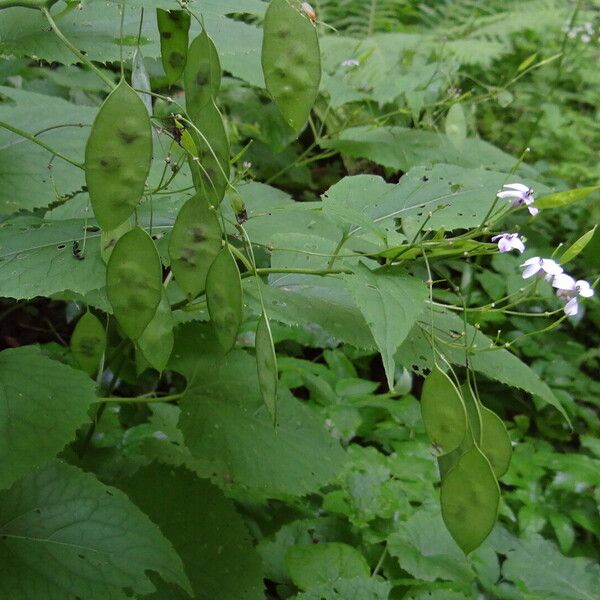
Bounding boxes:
[344,264,427,390]
[0,346,96,490]
[0,461,191,598]
[285,543,370,591]
[70,311,106,375]
[106,226,163,340]
[560,226,597,264]
[256,312,278,424]
[420,366,468,455]
[535,185,599,209]
[206,246,243,352]
[440,447,500,554]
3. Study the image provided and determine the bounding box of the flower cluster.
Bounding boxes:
[520,257,594,316]
[491,182,594,316]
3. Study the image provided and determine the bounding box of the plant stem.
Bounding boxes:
[42,7,116,91]
[94,393,184,404]
[0,119,84,169]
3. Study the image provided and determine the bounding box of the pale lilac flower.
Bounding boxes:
[520,257,563,280]
[552,274,594,316]
[492,232,525,254]
[497,183,538,216]
[341,58,360,68]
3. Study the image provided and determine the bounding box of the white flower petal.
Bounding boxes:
[522,264,540,278]
[552,273,576,291]
[564,297,579,316]
[491,234,506,242]
[512,237,525,253]
[576,280,594,297]
[497,190,521,199]
[504,183,530,191]
[498,238,511,253]
[541,259,563,276]
[521,257,540,267]
[527,205,539,216]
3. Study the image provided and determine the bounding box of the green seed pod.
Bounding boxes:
[106,227,163,340]
[479,406,512,479]
[85,80,152,231]
[187,99,230,206]
[157,8,191,85]
[420,366,467,455]
[206,246,243,353]
[100,219,133,264]
[168,192,222,299]
[70,311,106,375]
[262,0,321,134]
[461,383,483,445]
[184,29,221,117]
[137,289,174,373]
[440,446,500,554]
[256,312,278,425]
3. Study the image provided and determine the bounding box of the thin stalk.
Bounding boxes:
[0,119,83,169]
[42,7,116,90]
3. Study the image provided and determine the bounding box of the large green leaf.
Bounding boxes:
[344,264,427,389]
[295,578,392,600]
[0,461,191,599]
[0,86,93,213]
[0,346,96,490]
[286,542,370,590]
[320,126,539,175]
[501,534,600,600]
[0,2,264,87]
[387,507,474,582]
[321,166,549,236]
[396,306,568,420]
[120,464,265,600]
[171,323,346,495]
[245,277,376,350]
[0,217,106,300]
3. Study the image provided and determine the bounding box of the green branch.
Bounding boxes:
[0,119,84,169]
[42,7,116,90]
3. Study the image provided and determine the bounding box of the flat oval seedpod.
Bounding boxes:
[262,0,321,134]
[421,366,467,455]
[480,406,512,479]
[100,219,133,264]
[184,29,221,117]
[71,311,106,375]
[440,446,500,554]
[106,227,163,340]
[168,192,222,299]
[187,99,230,205]
[256,312,278,425]
[206,247,242,353]
[461,382,483,446]
[157,8,191,84]
[137,288,174,373]
[85,79,152,231]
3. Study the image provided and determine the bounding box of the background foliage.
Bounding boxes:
[0,0,599,599]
